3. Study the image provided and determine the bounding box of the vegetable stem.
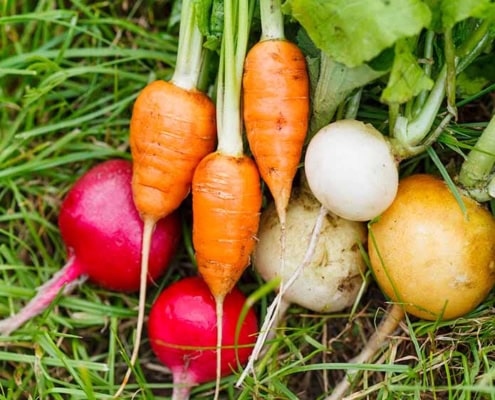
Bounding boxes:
[344,88,363,120]
[444,27,457,120]
[260,0,285,41]
[394,20,494,155]
[459,115,495,201]
[216,0,249,156]
[456,19,494,74]
[171,0,204,90]
[413,30,435,115]
[394,65,447,148]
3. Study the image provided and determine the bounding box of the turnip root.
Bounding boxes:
[304,119,399,222]
[0,159,181,336]
[148,276,258,400]
[255,186,367,313]
[237,186,367,385]
[369,174,495,321]
[327,173,495,400]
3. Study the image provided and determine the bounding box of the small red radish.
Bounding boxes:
[0,159,181,336]
[148,276,258,399]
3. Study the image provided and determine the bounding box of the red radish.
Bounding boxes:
[0,159,181,336]
[148,276,258,399]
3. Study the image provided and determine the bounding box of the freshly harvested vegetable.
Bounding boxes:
[119,1,217,394]
[300,2,495,225]
[328,173,495,400]
[236,0,310,383]
[254,186,367,314]
[304,119,399,222]
[148,276,258,400]
[369,174,495,321]
[0,159,181,336]
[237,185,367,385]
[191,1,262,398]
[243,0,309,232]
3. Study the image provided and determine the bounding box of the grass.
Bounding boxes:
[1,1,495,399]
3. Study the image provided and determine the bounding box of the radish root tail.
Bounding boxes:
[0,259,84,336]
[113,218,155,398]
[325,303,405,400]
[236,205,328,387]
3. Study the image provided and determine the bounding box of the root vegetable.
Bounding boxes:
[120,2,216,394]
[0,159,181,336]
[369,174,495,321]
[327,173,495,400]
[304,119,399,222]
[148,276,258,400]
[237,186,367,386]
[255,187,367,313]
[190,1,262,398]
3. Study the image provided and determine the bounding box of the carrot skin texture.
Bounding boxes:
[243,39,309,217]
[192,152,262,298]
[130,80,217,221]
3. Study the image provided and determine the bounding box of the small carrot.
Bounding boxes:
[238,0,309,383]
[243,2,309,224]
[114,2,216,397]
[192,0,261,398]
[193,153,261,299]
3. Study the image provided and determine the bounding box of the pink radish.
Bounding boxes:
[148,276,258,399]
[0,159,181,336]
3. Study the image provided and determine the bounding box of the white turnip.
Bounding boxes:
[148,276,258,400]
[255,186,367,313]
[0,159,181,336]
[237,186,367,385]
[304,119,399,222]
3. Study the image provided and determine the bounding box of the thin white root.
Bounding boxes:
[325,303,405,400]
[213,296,225,400]
[236,205,328,387]
[113,218,155,398]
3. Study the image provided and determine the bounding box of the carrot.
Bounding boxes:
[243,0,309,225]
[114,2,216,397]
[193,153,261,298]
[192,0,261,398]
[237,0,309,384]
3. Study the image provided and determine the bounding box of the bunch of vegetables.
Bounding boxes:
[1,0,495,399]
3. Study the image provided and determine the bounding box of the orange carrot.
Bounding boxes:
[114,3,216,397]
[192,0,261,398]
[237,0,309,384]
[243,39,309,223]
[193,153,262,299]
[130,79,216,221]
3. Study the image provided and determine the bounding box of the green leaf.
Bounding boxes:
[457,52,495,97]
[285,0,431,67]
[381,39,434,104]
[310,53,386,134]
[193,0,223,52]
[424,0,495,31]
[194,0,213,36]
